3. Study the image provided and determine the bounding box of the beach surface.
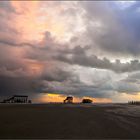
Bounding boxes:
[0,103,140,139]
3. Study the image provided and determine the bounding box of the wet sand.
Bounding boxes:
[0,103,140,139]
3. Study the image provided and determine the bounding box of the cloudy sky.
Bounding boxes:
[1,1,140,103]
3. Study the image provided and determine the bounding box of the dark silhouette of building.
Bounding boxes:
[2,95,29,103]
[28,100,32,103]
[128,101,140,105]
[82,98,93,103]
[64,96,73,103]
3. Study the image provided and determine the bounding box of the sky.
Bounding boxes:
[1,1,140,103]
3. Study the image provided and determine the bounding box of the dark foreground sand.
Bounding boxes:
[0,103,140,139]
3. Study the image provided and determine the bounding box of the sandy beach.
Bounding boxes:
[0,103,140,139]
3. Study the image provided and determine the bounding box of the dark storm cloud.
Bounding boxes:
[25,41,140,73]
[41,68,74,82]
[53,46,140,73]
[39,77,102,97]
[122,1,140,55]
[1,1,140,102]
[0,76,39,96]
[40,73,140,98]
[122,71,140,85]
[79,1,140,56]
[0,68,74,96]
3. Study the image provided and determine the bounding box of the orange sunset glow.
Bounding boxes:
[35,93,112,103]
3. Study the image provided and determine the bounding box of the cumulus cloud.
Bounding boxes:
[54,46,140,73]
[1,1,140,102]
[76,1,140,57]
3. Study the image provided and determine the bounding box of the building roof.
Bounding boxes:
[13,95,28,97]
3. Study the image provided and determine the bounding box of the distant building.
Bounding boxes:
[2,95,30,103]
[128,101,140,105]
[64,96,73,103]
[28,100,32,103]
[82,98,93,103]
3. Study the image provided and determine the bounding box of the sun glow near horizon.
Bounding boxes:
[34,93,112,103]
